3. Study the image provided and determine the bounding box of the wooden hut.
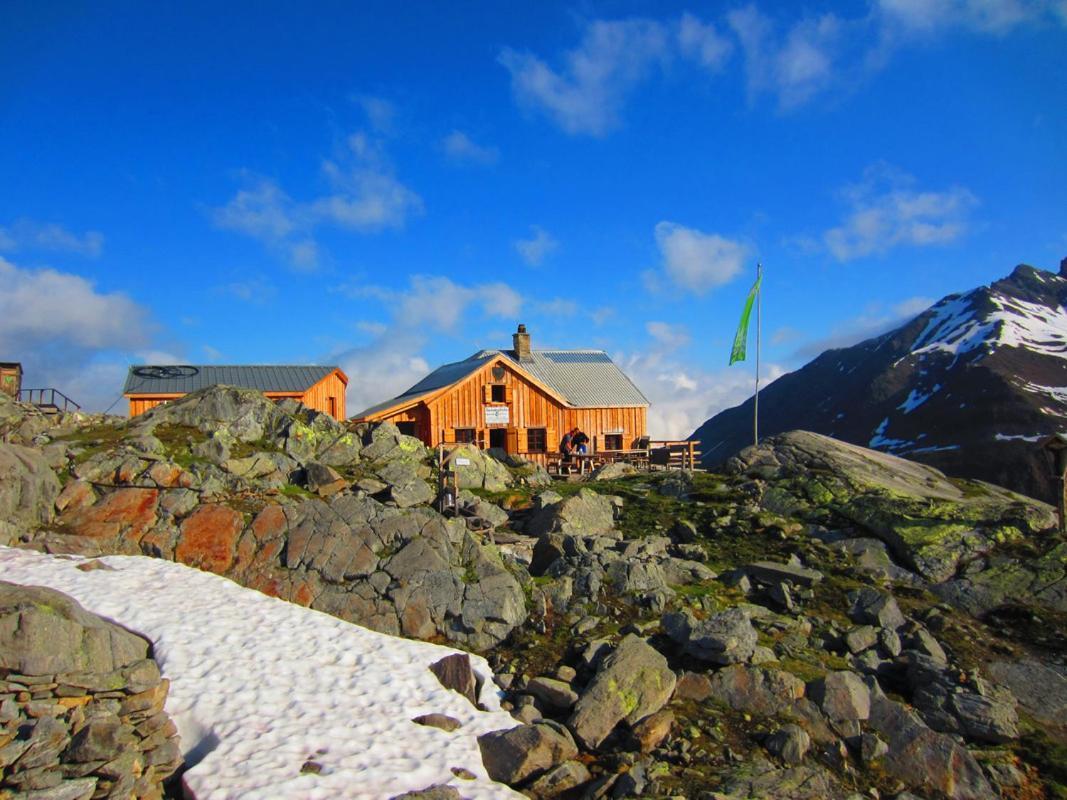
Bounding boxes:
[352,325,649,462]
[123,365,348,420]
[0,362,22,400]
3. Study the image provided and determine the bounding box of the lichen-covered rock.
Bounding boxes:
[567,635,676,750]
[445,445,513,492]
[728,430,1056,586]
[0,443,61,545]
[526,489,618,538]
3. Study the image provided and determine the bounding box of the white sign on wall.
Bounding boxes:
[484,406,510,425]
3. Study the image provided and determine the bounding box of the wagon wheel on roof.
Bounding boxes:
[132,365,200,380]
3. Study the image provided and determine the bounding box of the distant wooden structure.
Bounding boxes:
[353,325,649,464]
[123,365,348,420]
[0,362,22,400]
[1042,433,1067,533]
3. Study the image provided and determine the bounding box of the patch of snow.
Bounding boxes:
[992,294,1067,357]
[897,383,941,414]
[906,444,961,454]
[909,289,1067,364]
[1017,380,1067,406]
[910,291,995,360]
[994,433,1044,442]
[0,547,522,800]
[834,412,845,420]
[869,417,912,451]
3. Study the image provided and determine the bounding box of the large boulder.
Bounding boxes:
[477,722,578,785]
[728,431,1056,584]
[448,445,513,492]
[707,665,806,717]
[567,635,676,750]
[865,677,995,799]
[526,489,619,538]
[130,385,363,467]
[662,607,758,665]
[0,443,61,545]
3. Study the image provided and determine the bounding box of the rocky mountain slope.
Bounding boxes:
[2,388,1066,799]
[692,258,1067,503]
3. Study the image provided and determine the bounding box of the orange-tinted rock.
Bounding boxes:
[63,488,160,542]
[246,573,284,598]
[292,582,313,607]
[148,462,183,488]
[175,504,243,574]
[54,480,96,513]
[251,504,287,540]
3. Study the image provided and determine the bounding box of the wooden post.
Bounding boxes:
[1060,467,1067,535]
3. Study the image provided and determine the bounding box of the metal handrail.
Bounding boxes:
[17,388,82,412]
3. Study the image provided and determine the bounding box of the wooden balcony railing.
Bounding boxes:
[18,388,82,413]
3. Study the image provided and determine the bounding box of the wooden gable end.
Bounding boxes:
[426,357,569,444]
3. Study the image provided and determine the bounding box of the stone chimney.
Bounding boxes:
[513,324,532,361]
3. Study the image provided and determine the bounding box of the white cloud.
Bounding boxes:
[441,130,500,165]
[646,321,691,351]
[536,298,580,317]
[499,14,730,136]
[0,219,104,257]
[620,345,786,439]
[335,331,433,418]
[342,275,522,334]
[215,277,277,305]
[793,294,934,359]
[875,0,1060,34]
[354,95,396,132]
[213,128,422,269]
[212,178,298,244]
[823,165,978,260]
[0,256,162,412]
[654,221,749,293]
[332,275,525,414]
[514,226,559,266]
[728,5,844,109]
[678,12,733,68]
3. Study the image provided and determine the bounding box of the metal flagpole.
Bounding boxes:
[754,263,762,448]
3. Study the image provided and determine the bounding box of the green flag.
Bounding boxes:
[729,268,762,365]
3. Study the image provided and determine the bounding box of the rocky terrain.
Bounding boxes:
[692,258,1067,504]
[2,387,1067,799]
[1,581,182,799]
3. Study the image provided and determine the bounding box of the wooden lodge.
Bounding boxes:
[352,325,650,463]
[123,364,349,420]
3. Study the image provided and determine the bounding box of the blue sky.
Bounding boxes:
[2,1,1065,436]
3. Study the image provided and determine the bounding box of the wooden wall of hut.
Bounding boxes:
[374,357,647,461]
[127,372,348,420]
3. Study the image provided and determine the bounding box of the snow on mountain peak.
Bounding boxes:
[909,281,1067,362]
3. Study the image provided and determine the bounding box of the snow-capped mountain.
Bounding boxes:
[692,258,1067,503]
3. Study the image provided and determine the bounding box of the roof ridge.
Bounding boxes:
[126,366,339,373]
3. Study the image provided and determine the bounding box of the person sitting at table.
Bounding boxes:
[559,429,575,463]
[572,429,589,455]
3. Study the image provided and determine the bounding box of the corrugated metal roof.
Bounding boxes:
[123,365,341,395]
[354,348,648,417]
